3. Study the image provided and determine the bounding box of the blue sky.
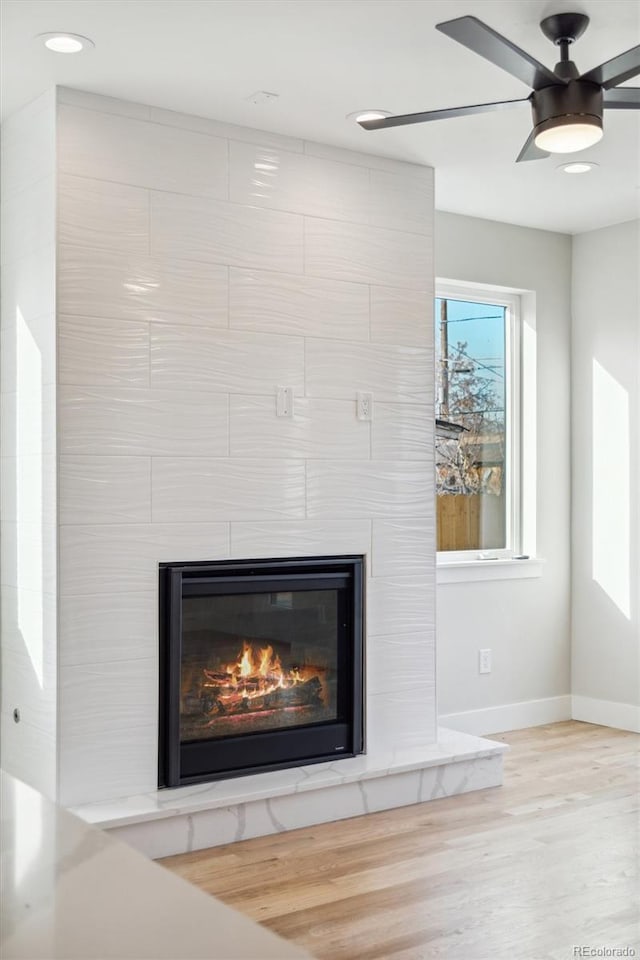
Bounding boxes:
[435,296,505,408]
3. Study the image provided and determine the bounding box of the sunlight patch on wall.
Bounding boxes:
[592,358,631,619]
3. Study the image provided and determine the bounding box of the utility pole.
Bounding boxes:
[439,298,449,418]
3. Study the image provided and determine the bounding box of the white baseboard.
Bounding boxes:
[439,695,572,736]
[571,695,640,733]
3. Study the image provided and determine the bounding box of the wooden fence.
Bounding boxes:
[437,493,505,552]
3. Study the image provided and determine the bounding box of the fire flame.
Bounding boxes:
[210,641,305,702]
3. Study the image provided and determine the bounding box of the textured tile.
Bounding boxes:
[150,326,304,395]
[230,141,370,221]
[230,519,371,559]
[371,403,433,460]
[367,682,436,746]
[0,176,55,266]
[305,339,430,402]
[305,217,431,288]
[57,245,228,326]
[60,659,157,735]
[58,386,228,457]
[307,461,431,518]
[57,86,152,120]
[59,591,156,665]
[151,192,304,272]
[370,285,433,345]
[229,396,370,459]
[58,315,149,386]
[58,723,157,805]
[367,633,435,694]
[229,268,369,340]
[58,174,148,255]
[303,140,433,178]
[367,576,435,637]
[372,519,435,577]
[149,105,304,152]
[59,457,151,524]
[152,459,306,522]
[58,105,228,198]
[369,168,434,235]
[1,89,55,200]
[59,523,229,596]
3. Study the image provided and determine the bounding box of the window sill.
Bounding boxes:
[437,557,545,584]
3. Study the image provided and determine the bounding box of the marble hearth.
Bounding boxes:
[72,728,506,859]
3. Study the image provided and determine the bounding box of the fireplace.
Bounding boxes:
[159,556,364,787]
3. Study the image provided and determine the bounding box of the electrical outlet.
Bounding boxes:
[357,391,373,421]
[276,386,294,418]
[479,648,492,674]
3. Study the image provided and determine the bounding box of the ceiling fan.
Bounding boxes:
[359,13,640,161]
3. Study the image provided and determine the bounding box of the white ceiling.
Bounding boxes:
[2,0,639,233]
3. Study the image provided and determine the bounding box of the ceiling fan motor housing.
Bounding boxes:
[531,80,603,140]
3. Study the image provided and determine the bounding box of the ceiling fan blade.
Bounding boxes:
[436,15,562,90]
[603,86,640,108]
[580,45,640,89]
[515,130,551,163]
[359,98,529,130]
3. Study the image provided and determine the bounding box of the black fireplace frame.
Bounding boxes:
[159,555,364,788]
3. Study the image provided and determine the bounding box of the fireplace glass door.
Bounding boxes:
[159,557,364,786]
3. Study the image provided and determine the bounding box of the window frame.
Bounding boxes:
[435,280,522,564]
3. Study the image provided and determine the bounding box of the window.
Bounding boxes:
[435,282,521,559]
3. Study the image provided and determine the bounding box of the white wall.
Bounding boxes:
[52,89,436,806]
[571,219,640,731]
[0,90,58,796]
[434,211,572,731]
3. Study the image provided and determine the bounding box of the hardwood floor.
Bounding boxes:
[161,722,640,959]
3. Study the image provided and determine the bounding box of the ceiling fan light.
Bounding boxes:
[534,116,603,154]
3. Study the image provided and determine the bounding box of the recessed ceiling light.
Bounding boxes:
[346,110,392,124]
[38,32,94,53]
[558,161,599,174]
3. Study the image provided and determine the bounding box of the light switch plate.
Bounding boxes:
[276,386,294,418]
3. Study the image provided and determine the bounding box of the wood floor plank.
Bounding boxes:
[161,721,640,959]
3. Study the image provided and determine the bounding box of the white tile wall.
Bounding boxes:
[307,461,432,518]
[305,339,431,402]
[58,386,229,456]
[59,457,152,524]
[229,396,370,459]
[229,140,370,222]
[58,175,149,255]
[229,268,369,341]
[58,246,229,326]
[305,218,432,287]
[58,316,150,386]
[151,458,306,522]
[150,326,305,394]
[151,191,304,271]
[371,403,433,460]
[49,91,436,806]
[58,105,228,198]
[370,285,433,345]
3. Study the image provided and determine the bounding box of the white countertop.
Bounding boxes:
[0,770,311,960]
